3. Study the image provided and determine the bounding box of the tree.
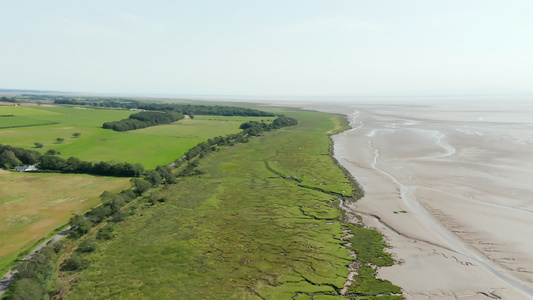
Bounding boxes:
[97,223,116,240]
[132,163,144,177]
[2,278,45,300]
[53,241,64,253]
[14,252,53,281]
[19,153,37,166]
[156,165,177,184]
[87,205,112,223]
[56,137,64,143]
[72,132,81,138]
[131,178,151,195]
[77,238,98,253]
[69,214,94,238]
[144,169,162,186]
[39,155,66,170]
[62,254,89,271]
[34,142,44,148]
[45,149,58,155]
[0,150,22,169]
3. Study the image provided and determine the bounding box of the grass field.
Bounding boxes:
[60,109,400,299]
[0,116,57,128]
[0,170,130,276]
[0,106,265,169]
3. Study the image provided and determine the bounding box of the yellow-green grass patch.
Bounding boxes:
[0,171,129,274]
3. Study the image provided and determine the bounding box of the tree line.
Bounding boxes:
[103,111,185,132]
[0,96,17,103]
[9,94,275,117]
[0,144,145,177]
[52,98,276,117]
[39,156,145,177]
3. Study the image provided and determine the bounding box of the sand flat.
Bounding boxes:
[288,100,533,299]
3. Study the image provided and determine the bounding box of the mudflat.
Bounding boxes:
[294,100,533,299]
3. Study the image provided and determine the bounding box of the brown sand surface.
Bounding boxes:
[276,100,533,299]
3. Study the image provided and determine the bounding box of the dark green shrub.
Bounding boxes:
[62,253,89,271]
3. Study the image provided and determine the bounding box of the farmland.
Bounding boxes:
[0,106,265,169]
[0,105,270,277]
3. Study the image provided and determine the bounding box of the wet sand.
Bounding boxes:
[288,100,533,299]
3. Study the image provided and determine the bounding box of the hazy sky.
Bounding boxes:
[2,1,533,97]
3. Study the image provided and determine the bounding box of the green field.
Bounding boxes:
[59,109,401,299]
[0,116,57,128]
[0,106,265,169]
[0,171,130,276]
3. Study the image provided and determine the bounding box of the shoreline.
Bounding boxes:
[280,101,533,299]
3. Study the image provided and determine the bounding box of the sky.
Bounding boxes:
[1,0,533,97]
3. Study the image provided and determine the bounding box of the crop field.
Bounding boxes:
[0,170,130,276]
[0,106,265,169]
[60,110,400,299]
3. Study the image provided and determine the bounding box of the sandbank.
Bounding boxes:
[281,100,533,299]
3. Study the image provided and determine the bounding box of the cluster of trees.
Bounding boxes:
[1,144,145,177]
[0,96,17,103]
[38,156,145,177]
[272,116,299,128]
[0,144,40,169]
[69,189,138,239]
[239,116,299,136]
[102,111,184,132]
[144,165,177,186]
[50,97,138,107]
[172,104,275,117]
